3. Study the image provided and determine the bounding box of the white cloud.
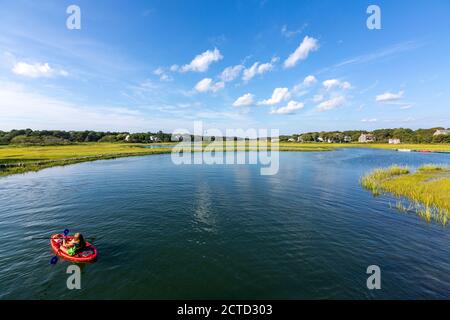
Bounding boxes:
[180,48,223,73]
[312,94,324,103]
[284,36,319,68]
[170,64,179,72]
[233,93,254,107]
[259,87,290,105]
[361,118,378,123]
[194,78,225,93]
[153,67,172,81]
[159,74,172,81]
[153,67,164,76]
[323,79,352,90]
[12,62,68,78]
[242,57,278,81]
[281,23,307,38]
[341,81,352,90]
[376,91,404,103]
[270,100,304,115]
[316,96,345,112]
[303,75,317,86]
[400,104,413,110]
[292,75,317,95]
[220,65,244,82]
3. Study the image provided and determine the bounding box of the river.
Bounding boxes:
[0,148,449,299]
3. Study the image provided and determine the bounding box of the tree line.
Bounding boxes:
[0,129,174,145]
[285,127,450,143]
[0,127,449,146]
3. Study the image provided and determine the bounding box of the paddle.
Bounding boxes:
[28,236,97,241]
[50,228,70,265]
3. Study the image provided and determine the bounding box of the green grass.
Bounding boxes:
[361,164,450,225]
[0,143,173,177]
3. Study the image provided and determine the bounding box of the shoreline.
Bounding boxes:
[1,142,449,178]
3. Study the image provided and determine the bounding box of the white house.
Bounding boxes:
[358,134,376,143]
[433,129,450,136]
[149,136,161,142]
[344,136,352,143]
[389,138,401,144]
[171,135,183,142]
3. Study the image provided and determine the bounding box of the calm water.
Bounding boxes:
[0,149,449,299]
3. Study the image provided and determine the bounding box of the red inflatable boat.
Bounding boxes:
[50,234,98,263]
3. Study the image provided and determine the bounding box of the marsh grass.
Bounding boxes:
[0,144,173,177]
[361,164,450,225]
[0,142,336,177]
[360,166,410,196]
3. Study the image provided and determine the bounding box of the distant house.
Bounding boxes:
[171,135,183,142]
[149,136,162,142]
[124,134,131,142]
[344,136,352,143]
[433,129,450,136]
[288,138,295,142]
[317,137,324,142]
[297,136,304,143]
[389,138,401,145]
[358,134,376,143]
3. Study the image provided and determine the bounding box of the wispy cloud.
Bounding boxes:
[334,41,424,68]
[323,79,352,90]
[376,91,404,103]
[281,23,308,38]
[258,87,290,105]
[194,78,224,93]
[220,65,244,82]
[316,96,346,112]
[242,57,278,81]
[0,81,152,131]
[180,48,223,73]
[12,61,68,78]
[284,36,319,68]
[361,118,377,123]
[233,93,254,107]
[270,100,304,115]
[153,67,172,82]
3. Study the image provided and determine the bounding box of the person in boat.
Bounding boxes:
[60,233,86,256]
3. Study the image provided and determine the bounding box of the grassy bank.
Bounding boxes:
[361,164,450,225]
[0,143,173,177]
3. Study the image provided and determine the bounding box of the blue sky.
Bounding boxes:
[0,0,449,134]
